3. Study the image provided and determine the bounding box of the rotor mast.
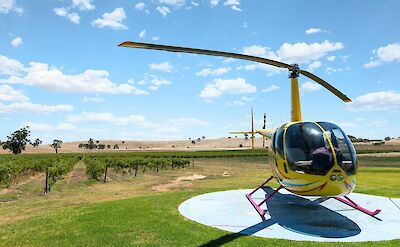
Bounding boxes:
[289,64,302,122]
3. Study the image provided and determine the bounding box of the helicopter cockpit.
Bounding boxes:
[275,122,357,176]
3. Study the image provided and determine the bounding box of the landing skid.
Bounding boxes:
[245,176,283,217]
[334,195,382,220]
[246,176,382,220]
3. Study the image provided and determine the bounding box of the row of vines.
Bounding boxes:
[0,154,81,188]
[84,155,191,182]
[0,149,269,189]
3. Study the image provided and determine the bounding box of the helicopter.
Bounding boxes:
[118,41,381,219]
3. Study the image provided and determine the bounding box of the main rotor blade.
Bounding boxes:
[118,41,292,69]
[299,70,352,102]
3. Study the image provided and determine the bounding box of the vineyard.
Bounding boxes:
[0,154,81,188]
[0,149,270,189]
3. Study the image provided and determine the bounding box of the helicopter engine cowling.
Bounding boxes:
[271,121,357,196]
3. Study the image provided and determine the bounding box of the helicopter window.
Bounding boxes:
[275,125,285,156]
[285,122,334,175]
[318,122,357,175]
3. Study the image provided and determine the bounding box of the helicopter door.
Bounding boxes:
[284,122,334,175]
[318,122,357,175]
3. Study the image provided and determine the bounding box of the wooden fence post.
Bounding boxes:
[45,166,49,194]
[103,165,108,183]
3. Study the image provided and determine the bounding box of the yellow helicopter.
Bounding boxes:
[118,41,381,219]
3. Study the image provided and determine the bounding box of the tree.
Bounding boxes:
[202,136,206,140]
[88,138,96,149]
[244,133,249,140]
[1,126,32,154]
[50,139,63,153]
[385,136,391,141]
[32,138,42,147]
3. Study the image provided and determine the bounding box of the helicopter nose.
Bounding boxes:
[326,171,354,195]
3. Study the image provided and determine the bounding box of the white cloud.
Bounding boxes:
[228,96,253,106]
[135,2,146,11]
[224,0,241,8]
[158,0,186,7]
[0,85,28,102]
[261,85,279,93]
[139,29,146,38]
[68,111,208,136]
[196,67,231,77]
[223,0,242,11]
[82,96,105,103]
[136,74,172,91]
[0,0,22,14]
[25,122,54,132]
[241,45,283,75]
[156,6,170,17]
[68,112,146,126]
[152,36,160,41]
[57,123,77,131]
[300,81,321,94]
[276,40,343,64]
[11,37,22,47]
[191,1,199,7]
[53,7,80,24]
[25,122,77,132]
[200,77,256,99]
[364,43,400,68]
[66,12,80,24]
[149,62,173,72]
[231,5,241,11]
[91,8,127,30]
[241,40,343,73]
[0,102,73,114]
[327,56,336,62]
[0,54,24,76]
[72,0,95,11]
[325,66,349,75]
[0,84,72,114]
[347,91,400,112]
[148,78,171,91]
[0,0,14,13]
[0,58,148,95]
[307,60,321,72]
[305,28,322,34]
[243,45,271,57]
[210,0,219,6]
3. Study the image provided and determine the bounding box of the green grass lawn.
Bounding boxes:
[0,156,399,246]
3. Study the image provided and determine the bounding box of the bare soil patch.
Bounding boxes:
[152,174,206,192]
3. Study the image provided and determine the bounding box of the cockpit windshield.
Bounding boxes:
[285,122,334,175]
[318,122,357,175]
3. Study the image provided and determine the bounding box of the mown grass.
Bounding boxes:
[0,155,399,246]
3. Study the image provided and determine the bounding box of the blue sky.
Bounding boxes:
[1,0,400,143]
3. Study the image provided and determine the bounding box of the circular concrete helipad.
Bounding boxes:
[179,188,400,242]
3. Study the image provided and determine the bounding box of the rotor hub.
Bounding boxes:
[289,64,300,78]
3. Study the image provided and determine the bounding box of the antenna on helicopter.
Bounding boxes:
[262,113,266,148]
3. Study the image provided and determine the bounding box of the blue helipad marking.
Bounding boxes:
[178,189,400,242]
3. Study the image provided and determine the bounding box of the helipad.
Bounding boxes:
[179,188,400,242]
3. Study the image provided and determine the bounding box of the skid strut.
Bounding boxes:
[246,176,283,217]
[334,195,381,218]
